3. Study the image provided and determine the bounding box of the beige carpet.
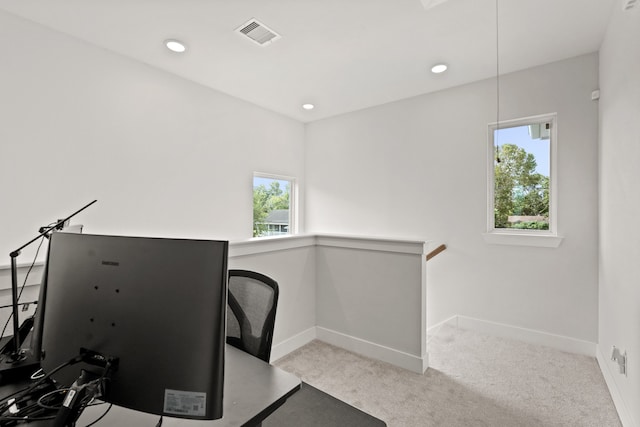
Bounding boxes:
[273,325,621,427]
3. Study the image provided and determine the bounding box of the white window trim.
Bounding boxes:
[484,113,563,248]
[253,172,298,237]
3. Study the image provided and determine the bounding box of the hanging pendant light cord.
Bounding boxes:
[495,0,501,162]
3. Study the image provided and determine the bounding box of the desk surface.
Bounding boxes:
[1,345,301,426]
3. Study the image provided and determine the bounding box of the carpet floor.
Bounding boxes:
[273,325,621,427]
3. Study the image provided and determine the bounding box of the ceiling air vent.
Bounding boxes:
[236,18,281,46]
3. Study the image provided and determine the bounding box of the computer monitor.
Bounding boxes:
[37,232,228,420]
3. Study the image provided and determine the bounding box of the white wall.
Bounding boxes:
[306,53,600,345]
[314,235,428,372]
[598,4,640,426]
[0,10,305,266]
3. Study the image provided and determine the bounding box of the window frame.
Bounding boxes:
[484,113,562,247]
[252,172,297,238]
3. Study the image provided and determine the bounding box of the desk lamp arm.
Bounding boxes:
[5,200,97,361]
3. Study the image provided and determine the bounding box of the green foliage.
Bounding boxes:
[494,144,549,229]
[509,221,549,230]
[253,181,290,237]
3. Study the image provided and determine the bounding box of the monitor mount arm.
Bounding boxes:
[4,200,97,367]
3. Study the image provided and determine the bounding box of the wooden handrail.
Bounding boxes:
[426,244,447,261]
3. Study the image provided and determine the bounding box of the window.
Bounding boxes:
[253,173,296,238]
[486,114,560,246]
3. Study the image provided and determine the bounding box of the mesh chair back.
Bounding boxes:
[226,270,279,363]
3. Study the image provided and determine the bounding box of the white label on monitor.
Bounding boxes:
[163,389,206,417]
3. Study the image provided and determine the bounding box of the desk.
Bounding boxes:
[0,345,301,426]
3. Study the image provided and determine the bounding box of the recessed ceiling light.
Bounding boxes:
[431,64,448,74]
[165,39,187,53]
[302,103,315,110]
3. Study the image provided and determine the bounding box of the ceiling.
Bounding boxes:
[0,0,615,122]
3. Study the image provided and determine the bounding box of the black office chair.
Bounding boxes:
[227,269,279,363]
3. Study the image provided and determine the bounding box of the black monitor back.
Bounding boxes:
[38,233,227,419]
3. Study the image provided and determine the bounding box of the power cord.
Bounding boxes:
[83,403,113,427]
[0,354,83,422]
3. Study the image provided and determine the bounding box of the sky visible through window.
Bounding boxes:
[495,125,549,176]
[253,177,289,189]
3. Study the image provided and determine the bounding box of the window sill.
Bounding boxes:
[482,232,563,248]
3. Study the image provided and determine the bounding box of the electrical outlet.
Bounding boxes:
[611,346,627,376]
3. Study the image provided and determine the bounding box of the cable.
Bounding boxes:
[0,300,38,310]
[0,391,58,421]
[0,349,113,424]
[83,403,112,427]
[52,374,105,426]
[49,355,117,427]
[0,354,82,415]
[37,388,69,410]
[31,367,46,380]
[0,230,49,343]
[0,380,52,413]
[34,386,110,421]
[14,234,46,309]
[0,381,61,423]
[0,413,58,422]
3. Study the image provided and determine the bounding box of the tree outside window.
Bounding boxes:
[253,175,294,237]
[489,115,556,233]
[494,143,549,229]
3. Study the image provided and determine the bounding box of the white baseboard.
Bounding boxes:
[316,326,428,373]
[427,315,458,338]
[454,315,597,357]
[270,327,317,363]
[597,346,636,427]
